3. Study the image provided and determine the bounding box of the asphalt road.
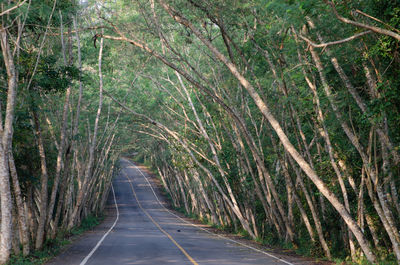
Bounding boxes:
[47,158,298,265]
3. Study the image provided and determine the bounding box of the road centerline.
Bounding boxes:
[122,169,199,265]
[126,159,294,265]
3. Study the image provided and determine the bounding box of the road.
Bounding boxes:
[47,158,302,265]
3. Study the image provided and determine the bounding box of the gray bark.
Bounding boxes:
[32,109,49,250]
[68,34,104,229]
[47,12,72,232]
[0,26,18,264]
[157,3,376,261]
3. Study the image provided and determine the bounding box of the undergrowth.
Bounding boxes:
[8,214,104,265]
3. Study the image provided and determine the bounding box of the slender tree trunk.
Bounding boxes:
[0,142,12,264]
[0,26,18,264]
[68,34,104,229]
[31,109,49,250]
[175,171,190,213]
[293,43,351,259]
[307,33,400,262]
[47,12,72,231]
[101,4,384,261]
[176,72,255,238]
[157,4,376,261]
[8,147,30,256]
[51,150,71,238]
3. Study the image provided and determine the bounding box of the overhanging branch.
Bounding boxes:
[299,30,371,48]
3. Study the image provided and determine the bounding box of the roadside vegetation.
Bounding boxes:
[0,1,121,264]
[7,214,103,265]
[1,0,400,264]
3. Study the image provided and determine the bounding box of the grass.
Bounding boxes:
[8,214,104,265]
[8,238,71,265]
[332,252,398,265]
[70,214,104,235]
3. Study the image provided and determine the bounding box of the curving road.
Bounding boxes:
[47,158,305,265]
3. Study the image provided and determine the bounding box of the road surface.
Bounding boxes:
[47,158,304,265]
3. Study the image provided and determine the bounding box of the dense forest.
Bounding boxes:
[1,0,400,264]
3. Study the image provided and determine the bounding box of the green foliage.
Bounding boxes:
[7,214,103,265]
[4,0,400,263]
[103,0,400,262]
[7,238,70,265]
[71,214,104,235]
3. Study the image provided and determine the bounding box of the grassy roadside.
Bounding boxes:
[8,214,104,265]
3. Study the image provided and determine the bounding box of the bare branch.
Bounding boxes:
[25,0,57,91]
[299,30,371,48]
[0,0,27,17]
[48,26,110,36]
[355,9,400,34]
[325,0,400,41]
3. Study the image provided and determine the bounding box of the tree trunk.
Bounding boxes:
[0,26,18,264]
[8,148,30,256]
[157,4,375,261]
[176,72,255,238]
[307,32,400,262]
[68,34,104,229]
[156,5,376,262]
[46,12,72,231]
[31,109,49,250]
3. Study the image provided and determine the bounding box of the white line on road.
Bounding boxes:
[127,159,295,265]
[122,169,199,265]
[80,184,120,265]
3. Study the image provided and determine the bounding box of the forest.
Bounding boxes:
[1,0,400,264]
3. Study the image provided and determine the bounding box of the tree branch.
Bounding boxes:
[299,30,371,48]
[0,0,27,17]
[48,26,110,36]
[325,0,400,41]
[355,9,400,34]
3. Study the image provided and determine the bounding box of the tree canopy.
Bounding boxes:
[1,0,400,264]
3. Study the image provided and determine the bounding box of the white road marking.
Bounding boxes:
[80,184,119,265]
[122,170,199,265]
[126,159,295,265]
